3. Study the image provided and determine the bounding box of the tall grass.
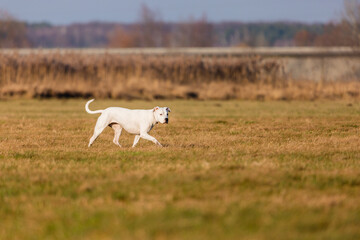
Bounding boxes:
[0,52,359,100]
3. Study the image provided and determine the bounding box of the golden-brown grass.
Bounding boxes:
[2,52,359,101]
[0,53,278,99]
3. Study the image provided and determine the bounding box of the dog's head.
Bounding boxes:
[153,106,171,124]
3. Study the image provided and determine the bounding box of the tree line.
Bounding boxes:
[1,1,360,48]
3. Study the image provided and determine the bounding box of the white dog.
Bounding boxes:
[85,99,171,148]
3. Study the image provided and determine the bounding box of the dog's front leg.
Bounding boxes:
[140,133,162,147]
[132,135,140,148]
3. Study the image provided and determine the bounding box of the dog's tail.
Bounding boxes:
[85,99,103,114]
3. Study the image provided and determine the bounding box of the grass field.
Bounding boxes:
[0,99,360,240]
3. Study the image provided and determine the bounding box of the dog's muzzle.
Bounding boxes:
[165,118,169,124]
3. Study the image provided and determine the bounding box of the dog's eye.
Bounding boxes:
[160,114,163,116]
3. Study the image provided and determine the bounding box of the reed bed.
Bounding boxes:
[0,52,359,100]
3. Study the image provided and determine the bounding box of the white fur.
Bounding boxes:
[85,99,171,148]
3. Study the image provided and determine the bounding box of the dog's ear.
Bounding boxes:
[166,107,171,112]
[153,107,159,112]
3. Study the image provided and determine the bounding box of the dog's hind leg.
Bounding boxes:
[111,123,122,147]
[88,114,108,147]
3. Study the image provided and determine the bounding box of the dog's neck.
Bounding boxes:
[152,110,159,125]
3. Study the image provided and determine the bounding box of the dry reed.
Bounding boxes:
[0,52,359,100]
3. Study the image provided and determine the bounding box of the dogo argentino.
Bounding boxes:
[85,99,171,148]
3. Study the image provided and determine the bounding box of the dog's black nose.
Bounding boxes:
[165,118,169,123]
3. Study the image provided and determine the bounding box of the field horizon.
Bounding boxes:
[1,99,360,239]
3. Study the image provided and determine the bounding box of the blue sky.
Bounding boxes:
[0,0,345,25]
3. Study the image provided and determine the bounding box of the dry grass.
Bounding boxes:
[0,53,278,99]
[0,99,360,239]
[1,51,359,101]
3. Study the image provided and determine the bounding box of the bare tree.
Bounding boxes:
[108,26,140,48]
[294,30,316,46]
[342,0,360,46]
[307,1,360,47]
[0,9,30,48]
[107,4,168,48]
[171,14,214,47]
[137,4,167,47]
